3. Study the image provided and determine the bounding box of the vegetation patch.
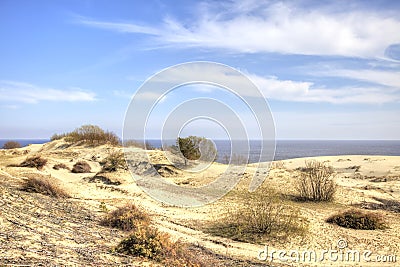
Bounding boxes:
[71,161,91,173]
[2,141,22,149]
[100,204,150,231]
[357,197,400,213]
[100,150,127,172]
[84,175,121,185]
[19,155,47,170]
[21,176,70,198]
[53,163,69,170]
[296,160,336,202]
[51,124,120,146]
[271,160,286,169]
[103,204,206,266]
[115,224,205,266]
[326,209,386,230]
[177,136,216,166]
[205,188,307,243]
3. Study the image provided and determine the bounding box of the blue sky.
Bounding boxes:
[1,0,399,140]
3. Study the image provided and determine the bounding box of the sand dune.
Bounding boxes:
[0,140,399,266]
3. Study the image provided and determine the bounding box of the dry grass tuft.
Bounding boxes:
[206,188,307,243]
[21,176,70,198]
[100,204,150,231]
[71,161,91,173]
[271,160,286,169]
[20,155,47,170]
[326,209,387,230]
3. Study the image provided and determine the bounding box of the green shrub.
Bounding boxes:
[21,176,69,198]
[2,141,22,149]
[296,160,336,202]
[177,136,216,165]
[100,151,127,172]
[71,161,91,173]
[326,209,386,230]
[100,204,150,231]
[20,155,47,170]
[206,188,307,243]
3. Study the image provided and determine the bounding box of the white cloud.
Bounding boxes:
[135,91,167,103]
[249,74,400,104]
[316,69,400,88]
[133,63,400,104]
[274,110,400,139]
[113,90,134,99]
[0,81,97,104]
[247,74,311,99]
[77,1,400,58]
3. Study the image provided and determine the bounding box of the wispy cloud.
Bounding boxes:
[0,81,97,104]
[134,91,167,103]
[125,63,400,104]
[78,17,159,35]
[1,104,20,110]
[76,1,400,58]
[249,74,400,104]
[113,90,134,99]
[315,69,400,88]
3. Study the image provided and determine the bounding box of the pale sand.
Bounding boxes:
[0,139,399,266]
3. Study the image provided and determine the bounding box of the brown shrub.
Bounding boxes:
[53,163,69,170]
[326,209,386,230]
[115,224,205,266]
[100,204,150,231]
[71,161,91,173]
[21,176,70,198]
[50,133,68,141]
[296,160,336,202]
[64,125,120,146]
[20,155,47,170]
[2,141,22,149]
[100,151,127,172]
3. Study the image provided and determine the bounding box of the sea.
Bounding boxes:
[0,139,50,148]
[2,139,399,164]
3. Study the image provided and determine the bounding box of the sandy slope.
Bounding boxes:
[0,140,399,266]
